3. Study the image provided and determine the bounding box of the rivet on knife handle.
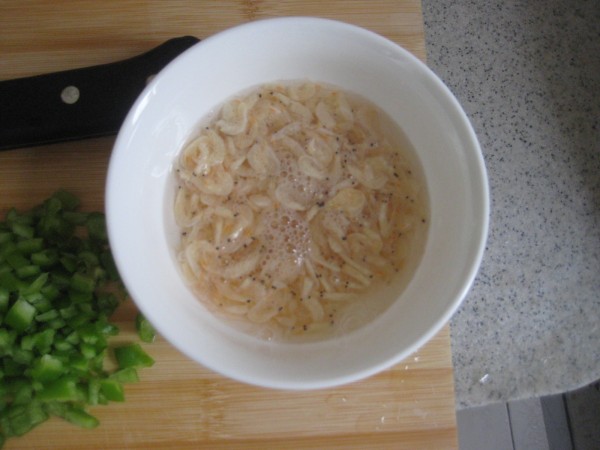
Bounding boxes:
[0,36,200,151]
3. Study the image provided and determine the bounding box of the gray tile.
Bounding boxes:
[458,402,513,450]
[565,381,600,450]
[541,394,573,450]
[508,398,549,450]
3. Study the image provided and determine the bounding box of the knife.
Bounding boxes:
[0,36,199,151]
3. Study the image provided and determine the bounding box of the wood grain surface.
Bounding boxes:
[0,1,458,448]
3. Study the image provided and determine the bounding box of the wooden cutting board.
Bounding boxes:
[0,1,458,448]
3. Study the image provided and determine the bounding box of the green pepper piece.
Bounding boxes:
[39,283,59,302]
[78,324,100,345]
[64,330,80,345]
[30,248,59,267]
[0,414,13,439]
[36,378,80,402]
[35,309,59,322]
[68,290,93,305]
[5,298,36,332]
[63,211,88,225]
[32,328,55,353]
[31,355,65,382]
[42,400,67,418]
[0,230,12,245]
[12,348,33,365]
[80,343,96,360]
[51,190,80,212]
[53,339,73,352]
[47,317,66,330]
[78,251,100,270]
[0,241,17,260]
[5,252,29,270]
[96,320,119,337]
[68,355,89,375]
[135,313,156,343]
[20,334,34,351]
[86,213,107,241]
[20,272,49,296]
[16,238,44,255]
[63,406,99,429]
[114,343,155,369]
[0,272,23,291]
[96,293,120,316]
[109,367,139,384]
[89,351,106,373]
[11,223,35,240]
[70,272,96,294]
[0,287,9,312]
[15,264,41,279]
[10,381,33,406]
[58,304,78,319]
[99,251,121,281]
[99,378,125,402]
[59,254,77,273]
[85,378,100,406]
[8,402,48,436]
[0,329,16,356]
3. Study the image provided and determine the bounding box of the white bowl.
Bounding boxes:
[106,17,489,390]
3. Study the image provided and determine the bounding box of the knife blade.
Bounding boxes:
[0,36,199,151]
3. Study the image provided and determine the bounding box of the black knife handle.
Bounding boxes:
[0,36,199,151]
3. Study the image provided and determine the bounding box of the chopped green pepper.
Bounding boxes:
[0,191,155,446]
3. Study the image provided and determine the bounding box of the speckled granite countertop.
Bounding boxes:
[421,0,600,409]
